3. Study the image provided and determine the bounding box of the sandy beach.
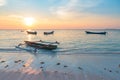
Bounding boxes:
[0,51,120,80]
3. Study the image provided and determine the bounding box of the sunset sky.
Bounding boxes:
[0,0,120,29]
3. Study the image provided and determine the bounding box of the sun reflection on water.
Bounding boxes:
[27,35,32,41]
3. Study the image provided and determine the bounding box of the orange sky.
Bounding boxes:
[0,15,120,29]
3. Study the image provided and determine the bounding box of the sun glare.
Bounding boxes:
[24,17,35,26]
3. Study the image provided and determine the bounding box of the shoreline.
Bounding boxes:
[0,69,112,80]
[0,52,120,80]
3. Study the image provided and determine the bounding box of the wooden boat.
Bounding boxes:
[24,40,59,50]
[27,31,37,35]
[85,31,107,35]
[44,31,54,35]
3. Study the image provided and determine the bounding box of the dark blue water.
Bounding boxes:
[0,29,120,54]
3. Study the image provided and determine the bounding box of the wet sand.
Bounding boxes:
[0,52,120,80]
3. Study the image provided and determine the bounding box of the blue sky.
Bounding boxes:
[86,0,120,16]
[0,0,119,17]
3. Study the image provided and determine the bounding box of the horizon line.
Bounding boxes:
[0,28,120,30]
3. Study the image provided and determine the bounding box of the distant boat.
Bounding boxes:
[21,30,24,32]
[44,31,54,35]
[24,40,59,50]
[27,31,37,35]
[85,31,107,35]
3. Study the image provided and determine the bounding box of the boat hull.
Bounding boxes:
[27,31,37,35]
[85,31,107,35]
[24,41,57,50]
[44,31,54,35]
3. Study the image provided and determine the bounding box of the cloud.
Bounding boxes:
[50,0,103,19]
[8,15,24,19]
[0,0,6,6]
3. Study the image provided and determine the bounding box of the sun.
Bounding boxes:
[24,17,35,26]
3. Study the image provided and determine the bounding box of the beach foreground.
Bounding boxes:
[0,52,120,80]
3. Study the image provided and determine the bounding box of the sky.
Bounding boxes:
[0,0,120,29]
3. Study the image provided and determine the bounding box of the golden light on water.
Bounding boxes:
[27,35,32,41]
[24,17,35,26]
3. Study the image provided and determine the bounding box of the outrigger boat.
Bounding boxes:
[24,40,59,50]
[44,31,54,35]
[27,31,37,35]
[85,31,107,35]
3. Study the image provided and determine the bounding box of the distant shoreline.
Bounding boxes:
[0,28,120,30]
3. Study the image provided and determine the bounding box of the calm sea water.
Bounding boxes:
[0,29,120,54]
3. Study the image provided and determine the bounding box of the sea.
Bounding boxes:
[0,29,120,54]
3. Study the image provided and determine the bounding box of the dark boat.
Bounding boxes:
[85,31,107,35]
[27,31,37,35]
[24,40,59,50]
[44,31,54,35]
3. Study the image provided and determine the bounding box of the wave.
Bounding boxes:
[0,47,120,55]
[0,48,19,51]
[0,47,31,53]
[55,48,120,55]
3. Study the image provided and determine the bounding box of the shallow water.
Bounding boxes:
[0,29,120,54]
[0,29,120,80]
